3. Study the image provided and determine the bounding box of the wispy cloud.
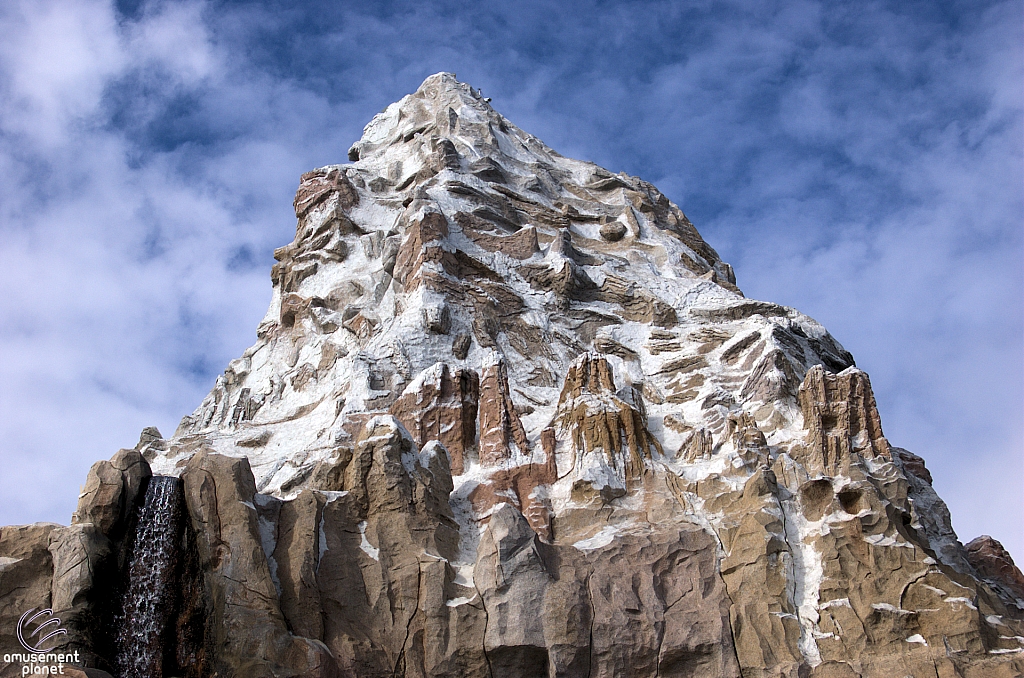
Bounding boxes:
[0,0,1020,557]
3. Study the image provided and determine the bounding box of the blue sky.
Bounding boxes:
[1,0,1021,558]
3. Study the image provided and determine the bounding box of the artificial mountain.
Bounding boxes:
[2,73,1023,678]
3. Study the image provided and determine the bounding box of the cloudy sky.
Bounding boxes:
[1,0,1021,558]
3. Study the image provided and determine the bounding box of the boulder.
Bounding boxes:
[73,448,151,537]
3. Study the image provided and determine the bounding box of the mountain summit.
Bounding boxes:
[3,73,1022,678]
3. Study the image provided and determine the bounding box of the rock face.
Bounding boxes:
[965,536,1024,609]
[0,523,60,658]
[3,73,1023,677]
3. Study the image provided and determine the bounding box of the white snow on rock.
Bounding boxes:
[134,73,1013,664]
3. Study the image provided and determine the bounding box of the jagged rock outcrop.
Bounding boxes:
[553,353,660,502]
[796,365,890,476]
[389,362,479,475]
[966,536,1024,609]
[3,73,1022,678]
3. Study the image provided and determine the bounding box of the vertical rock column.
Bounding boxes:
[180,451,338,678]
[389,363,479,475]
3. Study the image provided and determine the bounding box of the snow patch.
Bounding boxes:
[358,520,380,560]
[573,525,619,551]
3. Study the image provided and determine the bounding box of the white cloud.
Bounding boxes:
[0,0,124,145]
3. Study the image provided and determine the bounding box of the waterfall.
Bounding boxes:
[114,475,184,678]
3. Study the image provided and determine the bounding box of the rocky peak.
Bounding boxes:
[7,74,1020,678]
[147,75,1024,676]
[966,535,1024,609]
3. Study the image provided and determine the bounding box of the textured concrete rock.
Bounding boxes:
[294,167,359,219]
[0,523,59,670]
[73,449,151,537]
[390,363,478,475]
[73,462,123,535]
[797,365,891,476]
[478,359,529,465]
[966,535,1024,607]
[457,214,540,259]
[274,489,327,641]
[584,526,740,678]
[6,72,1022,678]
[49,524,111,618]
[393,211,449,287]
[554,353,661,494]
[598,219,627,242]
[475,504,740,678]
[475,505,560,677]
[181,451,338,677]
[46,523,114,665]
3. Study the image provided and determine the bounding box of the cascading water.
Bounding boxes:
[114,475,184,678]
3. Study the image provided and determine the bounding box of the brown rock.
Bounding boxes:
[46,523,114,664]
[430,137,460,171]
[294,167,359,219]
[469,456,557,540]
[73,461,123,535]
[389,363,478,475]
[309,446,353,492]
[111,449,151,509]
[678,427,714,462]
[48,524,111,616]
[475,505,740,678]
[456,213,540,259]
[392,211,449,286]
[475,505,559,676]
[422,301,451,334]
[478,359,530,465]
[598,219,627,242]
[451,332,472,360]
[965,535,1024,605]
[739,349,799,404]
[0,523,59,664]
[727,412,769,466]
[709,469,804,675]
[340,305,379,338]
[181,451,338,677]
[553,353,661,486]
[280,292,311,328]
[584,526,741,678]
[315,415,483,677]
[73,449,151,537]
[895,447,933,484]
[590,274,678,326]
[797,365,891,475]
[274,490,326,640]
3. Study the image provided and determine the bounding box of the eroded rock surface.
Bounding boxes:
[966,536,1024,609]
